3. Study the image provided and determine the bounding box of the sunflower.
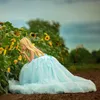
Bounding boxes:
[3,49,7,55]
[0,47,4,54]
[30,32,36,38]
[7,67,11,73]
[14,31,20,37]
[8,45,13,50]
[18,55,22,61]
[14,60,18,64]
[11,38,16,42]
[56,41,61,46]
[15,44,19,50]
[11,42,14,46]
[45,35,50,41]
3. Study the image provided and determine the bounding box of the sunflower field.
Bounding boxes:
[0,20,69,94]
[0,22,29,94]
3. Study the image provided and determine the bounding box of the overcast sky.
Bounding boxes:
[0,0,100,52]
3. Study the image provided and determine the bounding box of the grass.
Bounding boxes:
[68,63,100,72]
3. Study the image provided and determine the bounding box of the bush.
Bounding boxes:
[69,48,94,64]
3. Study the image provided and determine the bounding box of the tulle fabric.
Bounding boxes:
[8,54,97,94]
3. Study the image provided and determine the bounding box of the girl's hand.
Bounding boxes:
[20,51,26,55]
[18,49,25,55]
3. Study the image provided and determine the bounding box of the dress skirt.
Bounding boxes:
[8,54,97,94]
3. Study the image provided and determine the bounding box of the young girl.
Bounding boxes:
[8,37,97,94]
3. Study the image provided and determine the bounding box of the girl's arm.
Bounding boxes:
[20,51,31,62]
[24,53,31,62]
[30,50,34,61]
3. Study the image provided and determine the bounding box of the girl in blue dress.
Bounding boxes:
[8,37,97,94]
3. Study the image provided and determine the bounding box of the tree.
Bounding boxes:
[69,48,93,64]
[92,50,100,63]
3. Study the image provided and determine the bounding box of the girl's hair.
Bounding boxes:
[20,37,44,57]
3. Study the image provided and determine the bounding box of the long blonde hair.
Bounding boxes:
[20,37,44,57]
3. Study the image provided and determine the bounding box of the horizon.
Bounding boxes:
[0,0,100,52]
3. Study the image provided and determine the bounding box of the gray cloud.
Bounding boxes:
[0,0,100,5]
[56,0,100,3]
[60,22,100,35]
[60,22,100,46]
[23,0,100,4]
[0,0,10,4]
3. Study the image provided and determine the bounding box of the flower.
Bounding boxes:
[11,38,16,42]
[0,47,4,54]
[14,60,18,64]
[8,45,13,50]
[7,67,10,73]
[14,31,20,37]
[48,41,52,46]
[11,42,14,46]
[30,32,36,38]
[18,55,22,61]
[45,35,50,41]
[15,44,19,50]
[56,42,60,46]
[3,49,7,55]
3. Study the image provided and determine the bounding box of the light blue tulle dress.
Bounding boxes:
[8,53,97,94]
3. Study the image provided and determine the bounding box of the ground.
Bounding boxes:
[0,70,100,100]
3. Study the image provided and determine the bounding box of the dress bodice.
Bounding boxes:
[27,51,45,60]
[34,53,46,59]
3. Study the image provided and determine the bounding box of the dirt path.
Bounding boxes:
[0,70,100,100]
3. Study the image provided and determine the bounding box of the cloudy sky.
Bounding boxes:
[0,0,100,52]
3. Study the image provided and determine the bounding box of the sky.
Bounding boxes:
[0,0,100,52]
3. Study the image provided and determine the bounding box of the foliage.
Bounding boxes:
[91,50,100,63]
[69,48,94,64]
[68,63,100,72]
[0,22,28,94]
